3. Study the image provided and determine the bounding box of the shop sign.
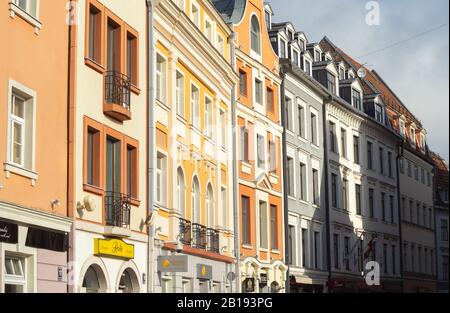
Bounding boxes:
[196,264,212,280]
[243,278,256,293]
[157,255,188,273]
[0,221,18,244]
[94,238,134,259]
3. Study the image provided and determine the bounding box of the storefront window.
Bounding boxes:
[4,255,26,293]
[83,266,101,293]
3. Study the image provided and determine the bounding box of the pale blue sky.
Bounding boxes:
[268,0,449,160]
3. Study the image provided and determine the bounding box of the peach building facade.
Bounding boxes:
[0,0,72,293]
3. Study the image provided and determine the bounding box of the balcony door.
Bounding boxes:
[107,20,121,72]
[106,136,122,225]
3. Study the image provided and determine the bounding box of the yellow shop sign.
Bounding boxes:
[94,238,134,259]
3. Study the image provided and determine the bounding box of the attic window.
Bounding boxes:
[399,119,406,137]
[279,39,287,58]
[250,15,261,55]
[375,104,384,123]
[339,67,345,80]
[289,30,294,41]
[299,39,305,51]
[314,50,321,62]
[348,71,355,79]
[410,128,416,146]
[264,10,271,30]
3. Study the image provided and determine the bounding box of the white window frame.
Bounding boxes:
[204,95,213,139]
[310,107,319,146]
[254,78,263,106]
[10,0,42,31]
[250,14,262,56]
[4,255,27,293]
[6,79,37,181]
[217,34,225,55]
[190,83,200,129]
[190,1,200,28]
[156,151,167,207]
[297,98,307,140]
[204,16,214,43]
[219,109,226,149]
[156,54,167,104]
[175,70,185,118]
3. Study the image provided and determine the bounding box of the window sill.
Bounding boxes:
[242,244,253,250]
[84,58,105,74]
[129,198,141,207]
[83,184,104,196]
[271,249,281,254]
[4,162,38,183]
[130,84,140,95]
[9,2,42,34]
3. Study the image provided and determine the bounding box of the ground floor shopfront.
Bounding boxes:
[0,202,72,293]
[240,258,287,293]
[403,273,437,293]
[289,268,327,293]
[72,221,148,293]
[328,273,403,293]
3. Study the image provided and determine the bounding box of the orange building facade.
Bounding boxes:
[213,0,287,293]
[0,0,72,292]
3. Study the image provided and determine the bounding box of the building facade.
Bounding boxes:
[152,0,237,293]
[0,0,72,293]
[213,0,287,293]
[68,0,148,293]
[432,153,449,293]
[269,21,329,293]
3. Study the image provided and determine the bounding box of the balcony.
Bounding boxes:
[206,228,220,253]
[179,218,192,246]
[192,223,207,250]
[104,71,132,122]
[104,191,131,238]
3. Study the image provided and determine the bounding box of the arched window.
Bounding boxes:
[206,184,214,228]
[118,268,140,293]
[82,265,107,293]
[191,176,200,224]
[250,15,261,54]
[177,168,186,218]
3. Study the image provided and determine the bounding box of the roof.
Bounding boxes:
[212,0,247,24]
[431,152,449,208]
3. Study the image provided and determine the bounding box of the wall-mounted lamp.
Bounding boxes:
[51,199,61,209]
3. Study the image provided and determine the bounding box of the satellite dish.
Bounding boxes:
[357,67,367,78]
[83,195,96,212]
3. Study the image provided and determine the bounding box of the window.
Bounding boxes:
[351,89,361,110]
[270,205,278,250]
[299,39,306,51]
[375,104,384,123]
[156,54,167,103]
[379,147,384,174]
[441,219,448,241]
[331,174,338,208]
[264,10,271,30]
[369,188,375,218]
[107,19,121,72]
[399,158,405,174]
[257,135,265,169]
[314,50,321,62]
[87,127,100,187]
[341,128,347,158]
[327,72,336,94]
[126,31,138,85]
[191,3,200,27]
[342,179,349,211]
[293,50,299,66]
[410,200,414,223]
[267,88,274,113]
[177,168,186,218]
[286,157,294,197]
[310,113,318,145]
[279,39,287,58]
[416,202,421,225]
[381,192,386,222]
[418,247,422,273]
[156,152,167,206]
[410,245,415,272]
[255,79,263,105]
[4,255,26,293]
[427,172,431,187]
[383,244,388,274]
[429,208,433,228]
[250,16,261,54]
[176,71,185,118]
[314,231,320,269]
[8,86,35,171]
[333,234,340,269]
[443,256,449,281]
[182,279,192,293]
[339,67,345,80]
[217,35,224,55]
[13,0,38,18]
[269,140,277,173]
[88,3,102,63]
[192,177,200,224]
[422,205,427,228]
[242,196,251,245]
[304,60,311,75]
[329,122,336,153]
[424,248,429,274]
[401,197,406,221]
[410,128,416,146]
[239,71,247,96]
[240,126,249,162]
[421,168,425,184]
[367,142,373,170]
[353,136,360,164]
[407,161,412,177]
[204,18,213,42]
[388,151,393,177]
[206,185,214,229]
[415,165,419,181]
[285,97,293,131]
[220,110,226,149]
[298,104,305,138]
[312,169,319,205]
[302,229,308,268]
[161,278,173,293]
[126,145,138,199]
[344,237,350,271]
[299,162,307,201]
[356,184,362,215]
[190,85,200,129]
[287,226,296,265]
[221,188,226,227]
[205,97,213,138]
[390,195,395,224]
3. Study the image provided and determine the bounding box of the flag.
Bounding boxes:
[363,239,375,260]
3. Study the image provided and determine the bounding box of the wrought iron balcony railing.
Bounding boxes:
[179,218,192,246]
[105,191,131,229]
[192,223,207,250]
[206,228,220,254]
[105,71,131,110]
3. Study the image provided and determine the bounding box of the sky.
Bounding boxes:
[268,0,450,161]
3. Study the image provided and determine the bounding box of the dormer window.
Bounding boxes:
[327,72,336,94]
[250,15,261,55]
[399,119,406,137]
[348,71,355,79]
[375,104,384,123]
[339,67,345,80]
[299,39,306,51]
[292,50,299,66]
[410,127,416,146]
[304,60,311,75]
[314,49,321,62]
[351,88,362,110]
[288,30,294,41]
[264,10,271,30]
[420,133,426,149]
[279,39,287,58]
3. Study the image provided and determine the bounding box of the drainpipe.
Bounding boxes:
[146,0,156,294]
[229,31,240,294]
[396,139,405,292]
[322,96,333,293]
[279,68,289,293]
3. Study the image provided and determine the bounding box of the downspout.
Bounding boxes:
[279,68,289,293]
[396,139,405,292]
[146,0,156,294]
[322,96,333,293]
[229,31,240,294]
